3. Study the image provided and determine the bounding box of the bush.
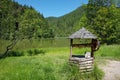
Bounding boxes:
[34,49,45,55]
[8,51,24,57]
[27,49,45,56]
[27,49,34,56]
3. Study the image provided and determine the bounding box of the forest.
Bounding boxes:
[0,0,120,45]
[47,0,120,44]
[0,0,55,40]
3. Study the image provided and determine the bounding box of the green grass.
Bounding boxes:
[95,45,120,60]
[0,47,104,80]
[0,39,69,54]
[0,39,120,80]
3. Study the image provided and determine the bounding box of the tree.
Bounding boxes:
[0,0,52,58]
[92,6,117,44]
[73,14,88,31]
[85,0,120,44]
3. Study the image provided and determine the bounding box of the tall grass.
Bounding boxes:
[0,39,69,54]
[0,47,104,80]
[1,39,120,60]
[95,45,120,60]
[0,39,10,53]
[0,39,120,80]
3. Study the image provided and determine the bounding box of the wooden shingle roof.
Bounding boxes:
[69,27,97,39]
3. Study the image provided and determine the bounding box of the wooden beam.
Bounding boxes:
[91,39,96,57]
[72,43,92,47]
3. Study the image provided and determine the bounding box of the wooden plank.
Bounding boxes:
[79,64,93,67]
[72,43,92,47]
[70,57,93,62]
[69,57,94,72]
[80,61,93,63]
[79,66,93,69]
[70,39,73,58]
[80,68,93,72]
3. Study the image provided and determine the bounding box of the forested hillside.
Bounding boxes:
[0,0,54,40]
[47,0,120,44]
[46,5,86,37]
[0,0,120,45]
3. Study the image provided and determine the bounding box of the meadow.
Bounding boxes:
[0,39,120,80]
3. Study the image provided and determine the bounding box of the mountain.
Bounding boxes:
[46,5,87,37]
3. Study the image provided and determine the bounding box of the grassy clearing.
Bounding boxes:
[0,47,104,80]
[0,39,120,80]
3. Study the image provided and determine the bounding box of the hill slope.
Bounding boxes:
[46,5,87,37]
[47,3,120,44]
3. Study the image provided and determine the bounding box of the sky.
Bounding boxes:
[14,0,88,17]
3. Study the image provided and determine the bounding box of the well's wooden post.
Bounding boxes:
[70,39,73,59]
[91,39,94,57]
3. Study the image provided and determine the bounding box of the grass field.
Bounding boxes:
[0,47,104,80]
[0,39,120,80]
[95,45,120,60]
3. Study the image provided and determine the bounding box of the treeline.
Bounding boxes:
[47,0,120,44]
[0,0,55,40]
[0,0,120,44]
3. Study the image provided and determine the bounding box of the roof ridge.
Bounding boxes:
[69,27,97,39]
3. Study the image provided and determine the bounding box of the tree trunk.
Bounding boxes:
[0,39,18,59]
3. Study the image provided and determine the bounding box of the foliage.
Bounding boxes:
[47,0,120,44]
[86,0,120,44]
[5,48,45,57]
[7,51,24,57]
[27,49,45,56]
[0,0,54,40]
[0,0,54,58]
[46,5,87,37]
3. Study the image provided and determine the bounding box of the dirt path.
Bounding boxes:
[99,60,120,80]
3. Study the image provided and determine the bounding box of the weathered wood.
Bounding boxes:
[69,27,97,39]
[91,39,94,57]
[80,68,93,72]
[68,28,99,72]
[72,43,92,47]
[69,57,93,72]
[80,66,93,70]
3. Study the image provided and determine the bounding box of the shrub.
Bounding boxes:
[27,49,45,56]
[34,49,45,55]
[7,51,24,57]
[27,49,34,56]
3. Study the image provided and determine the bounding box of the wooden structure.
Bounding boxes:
[69,27,99,72]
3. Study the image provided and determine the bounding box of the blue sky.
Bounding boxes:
[14,0,88,17]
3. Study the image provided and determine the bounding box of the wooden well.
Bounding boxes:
[68,27,99,72]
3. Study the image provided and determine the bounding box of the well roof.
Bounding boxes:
[69,27,97,39]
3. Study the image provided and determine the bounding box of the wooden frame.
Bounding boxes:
[69,39,97,58]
